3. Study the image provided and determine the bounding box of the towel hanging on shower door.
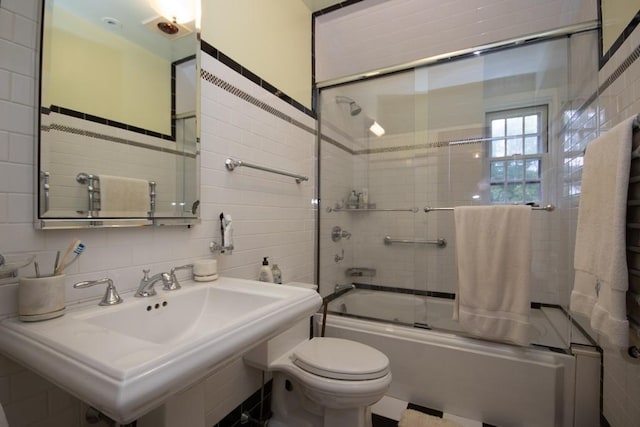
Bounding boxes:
[453,205,532,346]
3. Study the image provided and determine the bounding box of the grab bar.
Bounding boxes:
[424,204,555,212]
[327,206,419,213]
[225,157,309,183]
[383,235,447,248]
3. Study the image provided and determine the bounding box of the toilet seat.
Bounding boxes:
[291,337,389,381]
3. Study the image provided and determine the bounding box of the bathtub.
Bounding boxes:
[316,288,578,427]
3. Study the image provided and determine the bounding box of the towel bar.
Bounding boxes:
[225,158,309,183]
[76,173,155,217]
[424,204,555,212]
[383,236,447,248]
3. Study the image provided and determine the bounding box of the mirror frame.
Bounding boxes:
[35,0,201,229]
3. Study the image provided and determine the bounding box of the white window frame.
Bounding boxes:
[485,105,549,204]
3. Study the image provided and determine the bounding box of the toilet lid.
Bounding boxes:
[292,337,390,381]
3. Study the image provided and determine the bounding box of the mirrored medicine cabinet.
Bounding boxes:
[37,0,200,228]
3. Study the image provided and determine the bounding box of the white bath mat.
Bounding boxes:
[398,409,463,427]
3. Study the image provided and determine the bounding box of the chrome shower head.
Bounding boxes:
[349,102,362,116]
[335,96,362,116]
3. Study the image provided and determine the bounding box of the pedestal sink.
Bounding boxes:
[0,277,322,423]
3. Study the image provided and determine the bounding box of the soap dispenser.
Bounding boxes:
[259,257,274,282]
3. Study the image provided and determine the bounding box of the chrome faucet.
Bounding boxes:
[135,269,171,297]
[168,264,193,290]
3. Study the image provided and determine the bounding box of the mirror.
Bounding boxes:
[37,0,200,228]
[599,0,640,67]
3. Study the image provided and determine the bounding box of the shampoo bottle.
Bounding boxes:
[258,257,274,282]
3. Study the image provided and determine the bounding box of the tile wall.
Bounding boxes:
[580,20,640,427]
[0,0,317,425]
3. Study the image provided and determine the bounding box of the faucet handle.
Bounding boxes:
[73,278,123,306]
[167,264,193,290]
[142,269,151,280]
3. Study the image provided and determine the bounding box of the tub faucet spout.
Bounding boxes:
[334,283,355,293]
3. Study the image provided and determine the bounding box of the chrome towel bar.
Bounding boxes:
[225,158,309,183]
[424,204,555,212]
[383,235,447,248]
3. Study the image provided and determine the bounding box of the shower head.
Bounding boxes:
[335,96,362,116]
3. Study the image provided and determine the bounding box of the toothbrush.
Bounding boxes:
[54,239,82,275]
[61,243,85,271]
[53,250,60,273]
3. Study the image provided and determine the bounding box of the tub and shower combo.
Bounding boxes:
[316,26,601,427]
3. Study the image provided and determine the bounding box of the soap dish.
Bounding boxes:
[194,273,219,282]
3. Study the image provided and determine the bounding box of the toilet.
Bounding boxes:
[244,283,391,427]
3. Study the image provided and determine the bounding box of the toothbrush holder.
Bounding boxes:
[18,274,66,322]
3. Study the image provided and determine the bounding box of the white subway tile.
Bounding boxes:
[9,72,34,106]
[0,131,8,161]
[8,132,33,164]
[1,0,38,20]
[0,8,14,41]
[0,69,10,100]
[12,13,37,49]
[7,193,32,222]
[0,38,35,77]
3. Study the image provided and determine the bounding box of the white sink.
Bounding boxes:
[0,277,322,423]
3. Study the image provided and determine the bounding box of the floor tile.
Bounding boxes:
[372,395,408,421]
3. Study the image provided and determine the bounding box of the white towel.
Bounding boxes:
[570,115,637,348]
[398,409,463,427]
[99,175,151,217]
[453,205,532,346]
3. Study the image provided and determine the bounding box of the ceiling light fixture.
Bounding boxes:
[148,0,197,24]
[157,18,180,35]
[369,120,385,137]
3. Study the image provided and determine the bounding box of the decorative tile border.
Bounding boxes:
[200,69,316,135]
[41,121,197,158]
[42,105,175,141]
[320,132,486,156]
[200,66,317,137]
[200,40,316,119]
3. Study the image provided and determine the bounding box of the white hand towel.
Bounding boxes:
[453,205,532,346]
[99,175,151,217]
[570,115,637,348]
[398,409,463,427]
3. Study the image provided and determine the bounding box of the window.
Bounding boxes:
[486,105,548,203]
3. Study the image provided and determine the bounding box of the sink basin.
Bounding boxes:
[0,277,322,423]
[79,286,282,345]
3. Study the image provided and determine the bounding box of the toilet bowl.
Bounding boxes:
[244,316,391,427]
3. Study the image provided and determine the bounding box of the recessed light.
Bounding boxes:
[101,17,122,30]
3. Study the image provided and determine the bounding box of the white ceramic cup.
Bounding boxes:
[18,274,66,321]
[193,259,217,277]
